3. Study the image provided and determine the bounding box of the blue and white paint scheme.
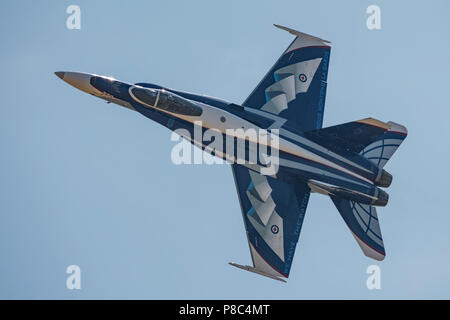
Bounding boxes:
[55,25,407,283]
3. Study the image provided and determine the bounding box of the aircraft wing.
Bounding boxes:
[229,164,310,282]
[242,25,331,132]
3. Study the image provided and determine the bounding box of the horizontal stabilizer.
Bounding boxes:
[228,262,286,283]
[359,121,407,168]
[304,118,407,166]
[330,195,385,261]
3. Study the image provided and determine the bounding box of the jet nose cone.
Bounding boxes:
[55,71,97,95]
[54,71,65,80]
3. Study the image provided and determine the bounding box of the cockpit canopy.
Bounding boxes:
[130,87,203,117]
[131,87,158,106]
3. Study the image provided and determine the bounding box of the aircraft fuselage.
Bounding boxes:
[56,72,390,206]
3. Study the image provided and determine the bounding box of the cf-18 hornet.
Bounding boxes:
[56,25,407,282]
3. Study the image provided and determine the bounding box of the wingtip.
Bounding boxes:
[273,24,331,44]
[351,232,386,261]
[357,118,391,130]
[387,121,408,136]
[376,253,386,261]
[228,262,287,283]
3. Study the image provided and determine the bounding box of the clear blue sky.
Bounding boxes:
[1,0,449,299]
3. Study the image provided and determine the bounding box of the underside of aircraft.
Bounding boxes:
[55,24,407,283]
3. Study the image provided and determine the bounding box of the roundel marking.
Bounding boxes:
[299,73,307,82]
[271,225,279,234]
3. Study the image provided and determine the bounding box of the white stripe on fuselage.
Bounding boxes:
[280,159,369,188]
[130,86,373,184]
[278,128,373,174]
[244,108,373,175]
[308,179,377,199]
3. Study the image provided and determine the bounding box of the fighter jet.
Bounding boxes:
[55,25,407,283]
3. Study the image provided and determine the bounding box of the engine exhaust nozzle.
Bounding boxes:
[372,188,389,207]
[375,169,393,188]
